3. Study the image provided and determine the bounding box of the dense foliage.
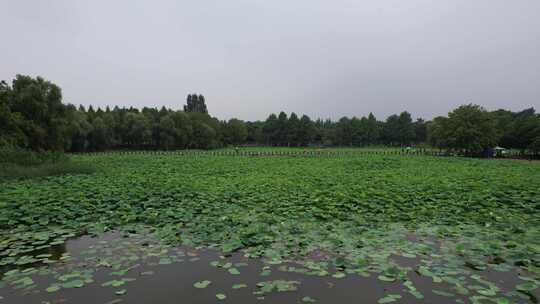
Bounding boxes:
[0,147,94,180]
[1,152,539,302]
[428,104,540,154]
[3,152,538,243]
[1,75,539,154]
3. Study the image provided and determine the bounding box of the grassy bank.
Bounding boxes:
[0,147,95,180]
[0,161,95,179]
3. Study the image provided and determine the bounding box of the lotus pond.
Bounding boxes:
[1,151,539,303]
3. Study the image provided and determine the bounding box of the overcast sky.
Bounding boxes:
[1,0,539,121]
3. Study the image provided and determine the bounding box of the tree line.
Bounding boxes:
[1,75,539,155]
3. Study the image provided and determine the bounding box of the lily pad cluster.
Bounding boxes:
[0,229,191,299]
[1,152,539,303]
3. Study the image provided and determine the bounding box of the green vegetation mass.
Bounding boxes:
[1,152,539,259]
[2,75,539,156]
[1,151,539,302]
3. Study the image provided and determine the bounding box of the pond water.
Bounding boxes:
[1,231,538,304]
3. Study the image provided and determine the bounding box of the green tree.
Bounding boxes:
[397,111,415,146]
[171,112,193,148]
[68,108,93,152]
[427,116,450,149]
[142,107,161,146]
[506,108,538,150]
[0,81,26,147]
[336,117,353,146]
[276,112,289,146]
[444,104,499,154]
[225,119,248,145]
[124,112,151,147]
[365,112,380,145]
[529,134,540,155]
[297,115,315,146]
[287,113,300,146]
[383,114,400,146]
[263,114,279,145]
[246,121,264,144]
[349,117,365,146]
[184,94,208,113]
[191,121,216,149]
[414,118,428,144]
[90,117,108,151]
[6,75,70,150]
[314,118,336,146]
[158,115,176,149]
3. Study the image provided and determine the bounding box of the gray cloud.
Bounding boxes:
[1,0,539,121]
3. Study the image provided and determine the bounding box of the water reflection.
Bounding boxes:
[1,232,538,304]
[0,243,66,280]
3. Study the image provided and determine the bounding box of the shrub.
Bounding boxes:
[0,146,67,166]
[0,147,94,179]
[0,161,95,180]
